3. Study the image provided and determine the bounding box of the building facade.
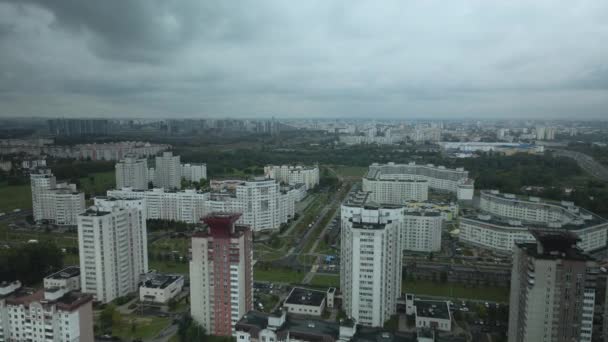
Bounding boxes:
[0,282,94,342]
[460,191,608,254]
[154,152,181,190]
[364,162,475,201]
[77,203,148,303]
[190,213,253,336]
[181,163,207,183]
[508,232,597,342]
[402,209,443,253]
[115,156,148,190]
[30,168,85,226]
[139,274,184,304]
[264,165,320,191]
[341,192,445,254]
[340,196,402,327]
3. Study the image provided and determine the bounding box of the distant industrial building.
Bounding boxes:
[190,213,253,336]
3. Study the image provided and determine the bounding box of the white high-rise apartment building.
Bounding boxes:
[364,162,474,201]
[508,232,597,342]
[106,188,209,224]
[154,152,181,189]
[0,281,94,342]
[107,178,295,231]
[31,168,56,220]
[535,126,556,141]
[402,208,443,252]
[340,193,402,327]
[233,179,285,231]
[30,168,85,225]
[181,163,207,182]
[264,165,320,191]
[190,214,253,336]
[77,203,148,303]
[115,156,148,190]
[342,192,444,254]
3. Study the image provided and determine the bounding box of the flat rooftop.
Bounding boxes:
[517,231,592,262]
[285,287,326,307]
[80,208,111,217]
[45,266,80,280]
[142,274,183,289]
[462,211,608,231]
[415,300,451,320]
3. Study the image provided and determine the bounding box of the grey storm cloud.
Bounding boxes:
[0,0,608,119]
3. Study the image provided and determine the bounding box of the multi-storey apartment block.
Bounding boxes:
[77,203,148,303]
[30,168,85,226]
[190,213,253,336]
[508,231,598,342]
[115,156,149,190]
[363,162,474,201]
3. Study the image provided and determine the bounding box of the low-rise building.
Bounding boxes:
[139,274,184,304]
[283,287,326,316]
[43,266,81,292]
[405,294,452,332]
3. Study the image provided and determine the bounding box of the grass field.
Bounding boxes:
[310,274,340,288]
[111,314,171,341]
[149,237,190,254]
[0,223,79,248]
[0,170,115,213]
[333,166,368,178]
[402,280,509,303]
[79,171,115,196]
[0,183,32,213]
[253,266,305,284]
[149,260,189,275]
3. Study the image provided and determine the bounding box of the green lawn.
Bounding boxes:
[79,171,115,196]
[111,314,171,341]
[333,166,368,178]
[0,183,32,212]
[63,253,80,266]
[402,280,509,303]
[310,274,340,288]
[0,224,78,248]
[149,260,189,275]
[253,266,305,284]
[0,170,114,213]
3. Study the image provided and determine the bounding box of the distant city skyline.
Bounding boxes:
[0,1,607,119]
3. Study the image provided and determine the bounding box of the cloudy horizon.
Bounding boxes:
[0,1,607,119]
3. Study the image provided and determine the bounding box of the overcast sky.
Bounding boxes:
[0,1,607,119]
